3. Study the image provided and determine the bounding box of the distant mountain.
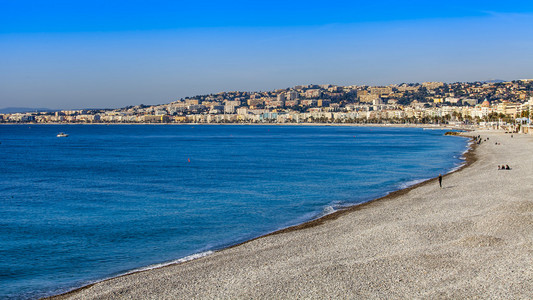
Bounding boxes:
[483,79,506,83]
[0,107,57,114]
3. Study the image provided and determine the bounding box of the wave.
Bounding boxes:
[452,139,472,172]
[397,178,430,189]
[464,141,474,154]
[449,162,466,173]
[317,205,337,218]
[48,250,215,299]
[122,251,214,275]
[278,203,339,229]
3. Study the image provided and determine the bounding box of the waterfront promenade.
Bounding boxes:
[52,130,533,299]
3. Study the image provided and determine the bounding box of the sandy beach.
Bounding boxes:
[50,130,533,299]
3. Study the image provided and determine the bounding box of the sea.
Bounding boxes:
[0,125,469,299]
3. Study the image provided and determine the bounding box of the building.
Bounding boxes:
[370,87,392,96]
[247,99,264,107]
[422,82,444,89]
[285,90,298,101]
[359,94,379,103]
[496,101,519,117]
[142,115,170,123]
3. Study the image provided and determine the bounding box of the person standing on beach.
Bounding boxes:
[438,174,442,188]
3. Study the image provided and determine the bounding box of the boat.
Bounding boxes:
[57,132,69,137]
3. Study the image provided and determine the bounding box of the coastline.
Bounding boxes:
[48,129,532,299]
[44,128,476,299]
[0,122,474,130]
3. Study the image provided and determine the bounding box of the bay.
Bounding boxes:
[0,125,469,299]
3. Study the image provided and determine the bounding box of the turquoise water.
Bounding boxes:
[0,125,468,299]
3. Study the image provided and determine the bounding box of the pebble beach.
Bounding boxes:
[50,130,533,299]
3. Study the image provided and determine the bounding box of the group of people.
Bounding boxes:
[498,165,511,170]
[473,135,487,145]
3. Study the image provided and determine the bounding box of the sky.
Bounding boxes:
[1,1,533,109]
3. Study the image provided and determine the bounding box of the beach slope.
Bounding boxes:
[51,131,533,299]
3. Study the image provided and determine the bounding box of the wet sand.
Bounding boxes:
[50,130,533,299]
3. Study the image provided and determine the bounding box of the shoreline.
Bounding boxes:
[46,130,477,299]
[0,122,475,129]
[50,129,533,298]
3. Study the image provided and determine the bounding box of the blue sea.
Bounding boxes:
[0,125,469,299]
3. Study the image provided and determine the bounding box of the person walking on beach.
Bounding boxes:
[438,174,442,188]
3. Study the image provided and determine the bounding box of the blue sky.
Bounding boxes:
[1,1,533,109]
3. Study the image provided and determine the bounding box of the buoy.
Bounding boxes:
[187,158,190,162]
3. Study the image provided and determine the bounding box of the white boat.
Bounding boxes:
[57,132,69,137]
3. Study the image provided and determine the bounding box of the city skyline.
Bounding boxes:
[2,1,533,109]
[3,80,531,124]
